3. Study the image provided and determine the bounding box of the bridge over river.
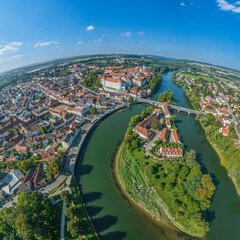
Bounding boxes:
[136,97,201,115]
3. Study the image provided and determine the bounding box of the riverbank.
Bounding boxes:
[115,136,207,238]
[172,74,240,196]
[198,120,240,196]
[114,142,171,224]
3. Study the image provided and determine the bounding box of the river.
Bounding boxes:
[75,71,240,240]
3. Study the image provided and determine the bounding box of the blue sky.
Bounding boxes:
[0,0,240,72]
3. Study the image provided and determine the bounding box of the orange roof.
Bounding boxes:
[221,127,230,135]
[172,130,180,143]
[160,128,169,142]
[105,77,122,83]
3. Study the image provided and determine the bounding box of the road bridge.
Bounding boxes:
[136,98,200,115]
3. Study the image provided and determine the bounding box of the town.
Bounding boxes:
[0,55,239,240]
[174,67,240,146]
[0,57,163,205]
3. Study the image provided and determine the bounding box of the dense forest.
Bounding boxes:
[0,191,59,240]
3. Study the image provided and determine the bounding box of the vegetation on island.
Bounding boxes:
[117,105,215,237]
[158,89,175,104]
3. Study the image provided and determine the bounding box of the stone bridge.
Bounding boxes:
[136,98,200,115]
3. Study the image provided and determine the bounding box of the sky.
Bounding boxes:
[0,0,240,72]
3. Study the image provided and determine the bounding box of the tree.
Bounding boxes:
[67,219,82,238]
[57,150,65,159]
[17,159,33,174]
[127,96,133,102]
[13,126,19,136]
[49,125,54,132]
[170,114,176,122]
[40,126,47,134]
[90,106,96,114]
[60,190,72,205]
[185,150,197,166]
[0,207,19,240]
[0,191,56,240]
[151,119,161,130]
[65,205,77,219]
[194,174,216,200]
[158,89,174,104]
[47,158,62,177]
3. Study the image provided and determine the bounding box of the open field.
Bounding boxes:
[179,72,214,82]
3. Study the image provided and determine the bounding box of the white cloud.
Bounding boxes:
[94,38,102,43]
[0,44,19,55]
[86,25,94,31]
[78,41,83,44]
[34,41,59,47]
[8,42,23,47]
[181,2,186,6]
[120,31,131,37]
[138,31,144,35]
[101,33,110,37]
[0,55,23,64]
[216,0,240,13]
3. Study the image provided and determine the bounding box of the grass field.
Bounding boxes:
[179,72,214,82]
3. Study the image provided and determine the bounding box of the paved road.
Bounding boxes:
[60,202,66,240]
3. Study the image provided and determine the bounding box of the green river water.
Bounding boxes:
[75,71,240,240]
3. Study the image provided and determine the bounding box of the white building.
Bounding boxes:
[1,170,24,195]
[101,76,124,91]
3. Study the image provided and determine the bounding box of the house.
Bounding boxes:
[160,128,169,142]
[18,181,32,193]
[153,108,161,115]
[219,127,230,136]
[223,118,231,126]
[1,169,25,195]
[101,76,124,91]
[172,130,181,144]
[133,113,158,139]
[34,162,43,188]
[15,144,28,153]
[41,150,54,159]
[159,147,183,158]
[166,118,171,128]
[204,108,217,116]
[62,129,79,149]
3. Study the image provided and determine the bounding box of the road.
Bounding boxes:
[60,202,66,240]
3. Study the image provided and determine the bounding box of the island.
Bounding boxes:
[116,102,215,237]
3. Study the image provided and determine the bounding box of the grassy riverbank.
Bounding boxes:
[115,106,215,237]
[197,120,240,196]
[172,72,240,196]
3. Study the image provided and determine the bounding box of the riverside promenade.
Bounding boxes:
[69,102,128,176]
